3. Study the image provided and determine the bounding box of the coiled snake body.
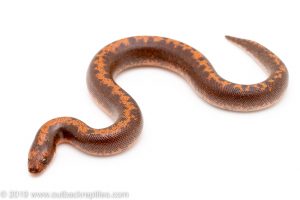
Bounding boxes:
[28,36,288,173]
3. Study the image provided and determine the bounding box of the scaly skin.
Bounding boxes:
[28,36,288,174]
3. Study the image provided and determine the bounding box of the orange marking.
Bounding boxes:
[259,83,268,90]
[153,37,163,43]
[233,84,243,91]
[274,73,282,79]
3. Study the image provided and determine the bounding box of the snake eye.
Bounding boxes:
[41,158,48,164]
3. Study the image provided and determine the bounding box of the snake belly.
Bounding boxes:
[28,36,288,174]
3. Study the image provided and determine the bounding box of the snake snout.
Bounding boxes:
[28,160,43,174]
[28,166,39,173]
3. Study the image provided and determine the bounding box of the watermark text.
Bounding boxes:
[0,190,129,199]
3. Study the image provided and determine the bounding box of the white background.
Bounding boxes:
[0,0,299,199]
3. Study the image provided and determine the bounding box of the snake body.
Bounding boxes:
[28,36,288,173]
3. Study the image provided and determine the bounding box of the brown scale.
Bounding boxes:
[28,36,288,174]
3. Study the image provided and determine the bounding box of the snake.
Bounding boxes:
[28,36,288,174]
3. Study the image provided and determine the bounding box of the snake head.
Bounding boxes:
[28,143,55,174]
